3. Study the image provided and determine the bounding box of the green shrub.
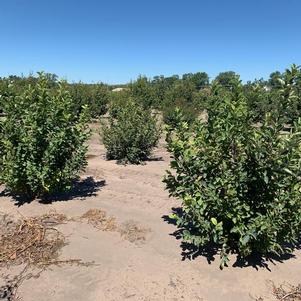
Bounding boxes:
[163,104,198,127]
[0,73,90,198]
[164,77,301,268]
[108,89,131,118]
[91,84,110,117]
[69,83,109,118]
[102,100,161,164]
[129,76,155,109]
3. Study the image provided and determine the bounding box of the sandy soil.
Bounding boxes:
[0,125,300,301]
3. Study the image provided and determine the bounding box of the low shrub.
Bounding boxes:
[164,76,301,268]
[102,100,160,164]
[0,73,90,198]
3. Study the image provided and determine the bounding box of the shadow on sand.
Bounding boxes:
[0,176,105,206]
[162,207,300,271]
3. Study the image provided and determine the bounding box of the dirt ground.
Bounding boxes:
[0,125,300,301]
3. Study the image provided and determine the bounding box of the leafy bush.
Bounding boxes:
[275,64,301,124]
[0,73,90,198]
[108,89,131,118]
[0,80,9,114]
[245,65,301,124]
[89,84,110,117]
[163,104,199,127]
[69,82,109,118]
[129,76,155,109]
[164,76,301,268]
[102,100,161,164]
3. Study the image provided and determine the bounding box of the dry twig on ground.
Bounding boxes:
[255,282,301,301]
[272,282,301,301]
[0,213,67,267]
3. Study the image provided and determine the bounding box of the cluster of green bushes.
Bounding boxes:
[1,67,300,125]
[0,65,300,269]
[0,73,161,199]
[0,73,111,119]
[69,82,110,117]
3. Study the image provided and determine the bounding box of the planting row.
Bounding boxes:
[0,65,301,268]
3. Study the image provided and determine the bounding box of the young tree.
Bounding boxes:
[102,99,160,164]
[0,73,90,198]
[164,74,301,268]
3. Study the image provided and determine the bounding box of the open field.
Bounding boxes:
[0,124,300,301]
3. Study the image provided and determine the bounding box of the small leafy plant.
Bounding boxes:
[102,99,160,164]
[0,73,90,198]
[164,75,301,268]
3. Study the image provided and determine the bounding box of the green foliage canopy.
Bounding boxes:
[0,73,90,197]
[164,76,301,268]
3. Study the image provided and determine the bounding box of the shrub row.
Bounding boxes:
[0,73,161,198]
[1,67,301,268]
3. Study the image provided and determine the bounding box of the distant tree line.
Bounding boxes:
[0,66,301,124]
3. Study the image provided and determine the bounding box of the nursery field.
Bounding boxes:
[0,123,300,301]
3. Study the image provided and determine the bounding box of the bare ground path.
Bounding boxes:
[0,127,300,301]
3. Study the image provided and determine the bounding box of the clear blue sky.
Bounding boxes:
[0,0,300,84]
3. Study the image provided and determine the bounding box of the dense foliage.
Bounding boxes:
[0,64,300,265]
[102,100,161,164]
[1,66,300,125]
[0,73,90,197]
[164,74,301,268]
[69,82,110,117]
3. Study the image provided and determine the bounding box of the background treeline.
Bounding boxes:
[0,67,301,124]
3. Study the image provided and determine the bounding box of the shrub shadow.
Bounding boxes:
[0,176,105,206]
[162,207,300,270]
[112,155,164,165]
[145,156,164,162]
[39,177,105,204]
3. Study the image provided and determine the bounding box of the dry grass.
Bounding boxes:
[255,282,301,301]
[0,209,150,270]
[0,212,67,267]
[0,209,151,301]
[118,220,150,244]
[0,211,94,269]
[0,212,67,300]
[81,210,151,244]
[81,209,117,231]
[272,283,301,301]
[0,210,97,268]
[0,211,96,300]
